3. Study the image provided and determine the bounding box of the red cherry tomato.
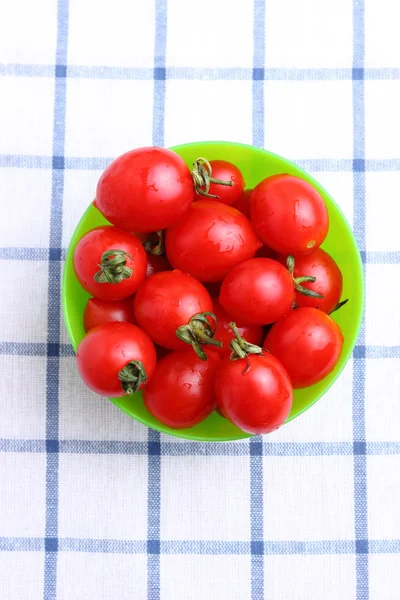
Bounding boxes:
[134,270,215,352]
[145,254,170,278]
[206,160,245,205]
[232,188,253,218]
[213,299,263,357]
[143,350,220,428]
[279,248,343,314]
[73,226,147,301]
[165,200,262,282]
[83,297,135,332]
[95,147,194,232]
[251,174,329,254]
[76,322,157,397]
[215,352,293,435]
[264,307,343,388]
[219,258,295,325]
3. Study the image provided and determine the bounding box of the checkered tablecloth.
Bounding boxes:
[1,0,400,598]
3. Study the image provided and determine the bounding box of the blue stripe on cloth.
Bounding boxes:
[251,2,266,597]
[2,154,400,173]
[2,247,400,267]
[0,537,45,551]
[352,2,369,599]
[250,438,264,600]
[152,0,168,149]
[44,0,69,597]
[147,3,167,598]
[147,429,161,600]
[2,536,400,555]
[2,438,400,457]
[0,248,66,261]
[4,63,400,81]
[60,538,147,553]
[0,155,52,169]
[252,0,266,149]
[0,342,74,356]
[1,340,397,360]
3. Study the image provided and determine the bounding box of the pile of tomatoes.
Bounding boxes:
[73,147,346,435]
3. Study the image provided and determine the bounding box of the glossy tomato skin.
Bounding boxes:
[232,188,253,218]
[145,254,171,278]
[133,270,213,349]
[143,350,220,428]
[264,307,343,388]
[95,147,194,232]
[279,248,343,314]
[215,353,293,435]
[213,299,263,357]
[83,297,135,332]
[73,226,147,301]
[207,160,245,205]
[76,322,157,397]
[219,258,295,325]
[165,200,262,282]
[251,175,329,255]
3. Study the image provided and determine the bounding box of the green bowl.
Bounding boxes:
[62,141,364,442]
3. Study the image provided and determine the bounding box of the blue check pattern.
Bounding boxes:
[1,0,400,598]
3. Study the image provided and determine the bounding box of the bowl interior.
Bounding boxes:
[62,141,364,441]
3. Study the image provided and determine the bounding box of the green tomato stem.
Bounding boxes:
[94,249,133,285]
[143,230,165,256]
[176,311,222,361]
[118,360,147,395]
[191,157,233,199]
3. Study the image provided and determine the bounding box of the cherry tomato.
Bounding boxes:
[165,200,262,282]
[251,174,329,254]
[145,254,170,278]
[213,299,263,357]
[95,147,194,232]
[279,248,343,314]
[134,270,217,355]
[215,352,293,435]
[83,297,135,332]
[219,258,295,325]
[232,188,253,218]
[144,350,220,428]
[76,322,157,397]
[264,307,343,388]
[206,160,245,205]
[73,226,147,301]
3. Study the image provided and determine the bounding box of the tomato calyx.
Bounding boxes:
[94,250,133,284]
[286,255,324,299]
[176,311,222,361]
[143,230,165,256]
[118,360,147,394]
[330,298,349,314]
[191,157,233,199]
[228,322,264,373]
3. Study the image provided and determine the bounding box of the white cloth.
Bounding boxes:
[1,0,399,598]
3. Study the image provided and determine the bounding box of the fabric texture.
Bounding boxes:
[1,0,399,598]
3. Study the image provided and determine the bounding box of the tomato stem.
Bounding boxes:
[176,311,222,361]
[286,255,324,299]
[229,322,264,361]
[143,230,165,256]
[118,360,147,394]
[330,298,349,314]
[94,249,133,284]
[191,157,233,199]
